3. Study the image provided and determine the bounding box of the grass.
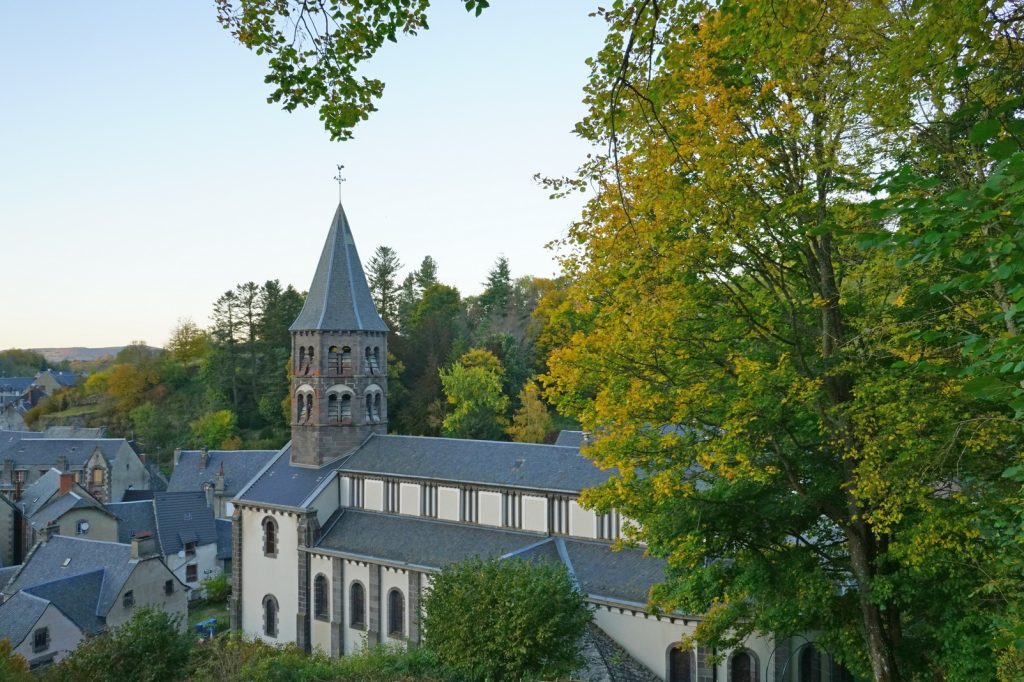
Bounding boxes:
[187,599,229,635]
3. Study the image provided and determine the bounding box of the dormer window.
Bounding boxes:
[185,541,197,557]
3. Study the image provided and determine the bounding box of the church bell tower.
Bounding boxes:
[289,203,389,467]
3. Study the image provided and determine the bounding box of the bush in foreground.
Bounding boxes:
[421,557,592,681]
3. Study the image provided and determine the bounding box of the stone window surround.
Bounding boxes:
[348,579,367,630]
[263,594,280,638]
[262,515,278,558]
[313,573,330,621]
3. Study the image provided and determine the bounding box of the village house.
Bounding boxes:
[168,448,277,520]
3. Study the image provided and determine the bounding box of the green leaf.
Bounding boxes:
[989,138,1019,161]
[970,118,1001,145]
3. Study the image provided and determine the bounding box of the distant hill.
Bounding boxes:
[31,347,128,363]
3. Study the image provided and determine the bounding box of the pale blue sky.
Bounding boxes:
[0,1,604,349]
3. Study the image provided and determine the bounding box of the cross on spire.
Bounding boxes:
[334,164,346,202]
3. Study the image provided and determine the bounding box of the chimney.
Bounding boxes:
[173,448,182,467]
[131,531,158,560]
[215,461,225,493]
[138,453,147,465]
[199,448,209,469]
[204,482,214,510]
[56,454,69,471]
[13,475,22,502]
[59,472,75,495]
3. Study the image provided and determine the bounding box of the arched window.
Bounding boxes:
[328,346,340,374]
[341,346,352,373]
[328,393,339,423]
[373,346,381,371]
[831,662,854,682]
[263,594,279,637]
[799,645,822,682]
[668,646,692,682]
[387,588,404,636]
[298,346,306,372]
[366,394,374,423]
[262,516,278,557]
[314,574,329,620]
[341,394,352,423]
[730,650,757,682]
[306,346,315,374]
[374,393,382,422]
[350,582,366,628]
[305,393,314,423]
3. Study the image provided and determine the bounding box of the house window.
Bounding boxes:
[351,477,365,508]
[385,480,399,513]
[421,484,438,518]
[314,573,329,620]
[92,468,104,485]
[328,346,340,374]
[32,627,49,653]
[387,588,404,637]
[461,489,479,523]
[14,470,25,484]
[549,497,570,534]
[730,650,757,682]
[262,516,278,557]
[503,492,522,528]
[668,646,693,682]
[185,541,197,557]
[598,511,621,540]
[799,646,822,682]
[75,519,90,536]
[165,579,175,595]
[186,564,198,583]
[350,582,366,628]
[123,590,135,609]
[263,594,279,638]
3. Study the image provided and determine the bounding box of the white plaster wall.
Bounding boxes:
[522,495,547,533]
[364,480,384,512]
[107,557,189,630]
[168,543,220,597]
[594,607,693,681]
[56,507,118,543]
[308,477,341,525]
[569,500,597,539]
[310,553,334,655]
[112,442,152,501]
[437,487,459,521]
[343,560,371,655]
[478,491,501,527]
[339,476,352,507]
[12,603,83,666]
[400,483,420,516]
[241,507,299,643]
[381,565,410,647]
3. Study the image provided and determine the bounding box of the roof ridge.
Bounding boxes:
[376,433,579,450]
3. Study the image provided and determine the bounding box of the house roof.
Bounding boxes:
[554,430,585,448]
[216,519,233,561]
[236,444,339,508]
[42,426,106,438]
[23,570,106,634]
[0,590,50,647]
[339,434,614,493]
[29,489,111,530]
[152,492,218,556]
[2,536,139,619]
[0,377,35,394]
[0,564,21,590]
[168,449,277,499]
[37,370,81,388]
[0,438,129,468]
[107,500,157,543]
[289,202,388,333]
[312,510,666,607]
[315,509,547,569]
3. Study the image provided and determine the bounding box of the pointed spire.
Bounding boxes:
[290,203,389,333]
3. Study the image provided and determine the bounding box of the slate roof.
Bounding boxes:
[29,490,111,530]
[555,430,586,448]
[19,468,65,517]
[107,500,157,543]
[0,564,21,590]
[237,444,338,507]
[0,377,34,393]
[168,449,277,499]
[562,539,666,605]
[37,371,82,388]
[2,536,135,618]
[216,519,233,560]
[153,492,218,556]
[42,426,106,438]
[0,430,44,454]
[289,203,388,333]
[0,590,49,646]
[23,570,106,634]
[340,434,614,493]
[0,438,129,467]
[121,490,155,502]
[316,509,547,569]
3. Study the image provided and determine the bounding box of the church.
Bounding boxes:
[229,204,819,682]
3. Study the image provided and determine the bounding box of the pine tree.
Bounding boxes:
[366,245,402,326]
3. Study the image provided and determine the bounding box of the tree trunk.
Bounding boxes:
[846,523,901,681]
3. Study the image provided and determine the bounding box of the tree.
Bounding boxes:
[166,319,209,365]
[49,608,192,682]
[0,639,30,682]
[367,245,403,327]
[478,255,512,317]
[190,410,239,450]
[413,255,439,293]
[507,382,552,444]
[540,2,1024,680]
[440,349,508,440]
[420,557,591,681]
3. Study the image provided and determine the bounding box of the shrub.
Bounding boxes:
[202,572,231,603]
[420,557,592,681]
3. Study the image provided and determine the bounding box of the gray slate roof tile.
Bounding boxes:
[555,430,586,447]
[0,590,49,646]
[0,438,129,467]
[563,539,666,605]
[340,434,613,493]
[23,570,106,634]
[289,203,388,332]
[237,445,337,507]
[107,500,157,543]
[153,492,217,556]
[168,450,277,498]
[216,519,233,560]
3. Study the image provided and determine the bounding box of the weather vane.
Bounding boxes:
[334,164,346,202]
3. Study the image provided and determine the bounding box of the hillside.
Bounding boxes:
[31,346,131,363]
